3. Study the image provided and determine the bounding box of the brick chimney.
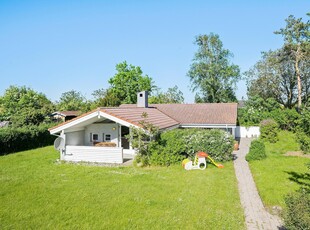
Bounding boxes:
[137,91,148,108]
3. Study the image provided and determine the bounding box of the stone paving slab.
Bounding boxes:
[233,138,283,230]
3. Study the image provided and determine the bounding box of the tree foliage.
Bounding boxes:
[245,49,302,108]
[108,61,155,105]
[148,85,184,104]
[187,33,240,103]
[245,14,310,110]
[57,90,89,112]
[274,14,310,110]
[91,88,120,108]
[0,86,54,127]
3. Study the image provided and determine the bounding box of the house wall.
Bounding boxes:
[235,126,260,138]
[84,123,119,146]
[65,130,85,146]
[64,146,123,163]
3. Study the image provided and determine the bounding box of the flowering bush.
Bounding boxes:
[139,129,234,166]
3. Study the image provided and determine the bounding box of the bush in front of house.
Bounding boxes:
[0,124,55,155]
[245,139,267,162]
[135,128,234,166]
[260,119,279,143]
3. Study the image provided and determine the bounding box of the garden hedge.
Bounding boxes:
[0,124,55,155]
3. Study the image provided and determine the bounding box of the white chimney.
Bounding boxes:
[137,91,148,108]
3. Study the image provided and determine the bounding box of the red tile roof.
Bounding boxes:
[120,103,238,125]
[101,107,179,130]
[152,103,237,125]
[49,103,237,132]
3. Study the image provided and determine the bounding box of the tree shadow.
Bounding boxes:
[284,170,310,191]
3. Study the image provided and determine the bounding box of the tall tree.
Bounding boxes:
[57,90,89,112]
[91,88,120,108]
[108,61,155,105]
[245,49,301,108]
[187,33,240,103]
[0,85,54,126]
[148,85,184,104]
[274,14,310,110]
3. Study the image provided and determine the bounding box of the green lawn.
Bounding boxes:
[249,131,310,209]
[0,146,245,229]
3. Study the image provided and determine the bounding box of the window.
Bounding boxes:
[92,134,99,141]
[105,134,111,142]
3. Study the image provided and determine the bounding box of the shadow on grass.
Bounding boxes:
[284,170,310,191]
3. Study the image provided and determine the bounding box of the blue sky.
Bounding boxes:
[0,0,309,103]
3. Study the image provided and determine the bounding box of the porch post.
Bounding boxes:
[118,124,121,147]
[232,127,236,139]
[129,128,133,150]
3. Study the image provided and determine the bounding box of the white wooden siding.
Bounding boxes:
[64,146,123,163]
[123,149,136,159]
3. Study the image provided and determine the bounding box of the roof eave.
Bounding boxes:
[180,123,237,128]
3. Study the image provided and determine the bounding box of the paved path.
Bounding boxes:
[233,138,283,230]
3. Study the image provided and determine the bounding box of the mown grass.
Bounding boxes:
[0,146,245,229]
[249,131,310,209]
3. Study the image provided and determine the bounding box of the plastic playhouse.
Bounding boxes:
[182,151,224,170]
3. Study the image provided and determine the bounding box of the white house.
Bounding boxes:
[49,91,238,164]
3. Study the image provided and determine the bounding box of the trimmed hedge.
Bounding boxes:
[0,124,55,155]
[245,139,267,162]
[138,129,234,166]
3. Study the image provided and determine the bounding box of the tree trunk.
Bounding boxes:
[295,46,302,112]
[296,61,302,110]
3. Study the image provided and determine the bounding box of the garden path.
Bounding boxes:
[234,138,283,230]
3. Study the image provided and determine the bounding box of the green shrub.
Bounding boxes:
[270,109,300,131]
[245,139,267,162]
[283,188,310,230]
[260,119,279,143]
[298,108,310,136]
[296,131,310,154]
[182,129,234,161]
[0,124,55,155]
[144,129,234,166]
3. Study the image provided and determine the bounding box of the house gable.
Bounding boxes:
[49,109,141,135]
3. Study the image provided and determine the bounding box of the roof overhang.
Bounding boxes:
[49,110,140,135]
[179,124,236,129]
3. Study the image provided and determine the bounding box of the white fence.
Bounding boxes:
[235,126,260,138]
[63,146,123,163]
